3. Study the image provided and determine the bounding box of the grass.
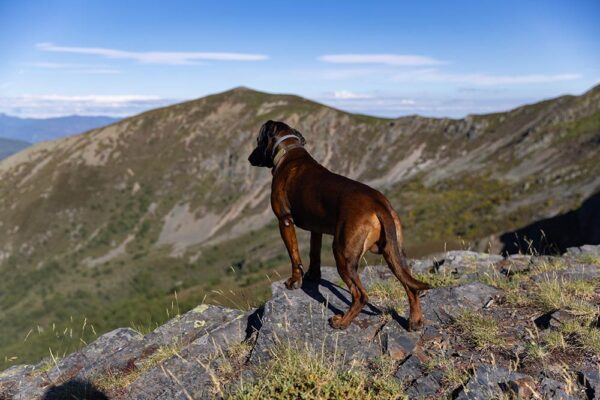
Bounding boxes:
[533,278,598,317]
[575,254,600,265]
[453,310,506,349]
[560,321,600,355]
[94,340,183,392]
[229,345,406,400]
[368,280,408,313]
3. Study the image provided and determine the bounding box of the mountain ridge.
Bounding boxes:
[0,84,598,366]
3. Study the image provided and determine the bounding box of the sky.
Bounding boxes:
[0,0,599,118]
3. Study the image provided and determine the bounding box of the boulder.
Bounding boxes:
[420,282,502,324]
[457,365,537,399]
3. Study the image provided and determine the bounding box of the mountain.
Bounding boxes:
[0,137,30,160]
[0,85,598,366]
[2,244,599,399]
[0,113,119,143]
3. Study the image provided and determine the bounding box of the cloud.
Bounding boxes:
[36,43,269,65]
[26,62,120,74]
[391,69,581,85]
[317,93,539,118]
[0,94,178,118]
[319,54,445,66]
[329,90,374,99]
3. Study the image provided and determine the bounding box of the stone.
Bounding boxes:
[540,377,578,400]
[532,263,600,282]
[249,267,398,366]
[123,311,251,400]
[566,244,600,256]
[406,370,443,398]
[420,282,502,324]
[579,369,600,399]
[457,365,536,400]
[379,321,420,360]
[78,305,244,380]
[394,354,424,383]
[10,328,141,400]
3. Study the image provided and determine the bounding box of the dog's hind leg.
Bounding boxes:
[329,235,369,329]
[305,232,322,282]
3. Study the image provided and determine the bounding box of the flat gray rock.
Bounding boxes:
[123,311,251,400]
[421,282,502,324]
[457,365,534,400]
[78,304,243,380]
[12,328,140,400]
[249,267,398,366]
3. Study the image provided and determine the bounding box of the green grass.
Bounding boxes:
[229,345,406,400]
[453,310,506,349]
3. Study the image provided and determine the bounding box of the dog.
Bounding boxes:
[248,120,430,330]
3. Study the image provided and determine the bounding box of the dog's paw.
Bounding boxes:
[284,276,303,290]
[328,314,347,329]
[304,269,321,282]
[408,318,424,332]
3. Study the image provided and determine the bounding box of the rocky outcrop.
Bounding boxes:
[2,244,599,399]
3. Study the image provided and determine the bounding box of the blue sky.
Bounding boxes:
[0,0,599,118]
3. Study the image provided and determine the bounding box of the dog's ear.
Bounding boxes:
[292,128,306,145]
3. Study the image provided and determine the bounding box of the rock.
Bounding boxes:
[10,328,141,400]
[78,304,243,380]
[566,244,600,256]
[421,282,502,324]
[436,251,503,276]
[406,370,443,398]
[548,309,578,329]
[540,377,578,400]
[379,321,420,360]
[531,263,600,282]
[250,267,390,365]
[579,369,600,399]
[0,364,35,398]
[394,354,424,383]
[457,365,537,399]
[123,311,252,400]
[494,254,532,276]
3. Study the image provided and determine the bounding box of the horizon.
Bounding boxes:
[1,1,599,119]
[1,83,599,123]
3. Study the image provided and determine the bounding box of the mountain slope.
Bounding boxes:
[0,137,30,160]
[0,113,119,143]
[0,85,599,366]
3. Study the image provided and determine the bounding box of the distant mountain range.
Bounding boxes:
[0,113,119,143]
[0,85,598,365]
[0,137,30,160]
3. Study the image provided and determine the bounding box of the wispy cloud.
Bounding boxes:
[26,62,120,74]
[328,90,374,99]
[36,43,269,65]
[391,68,581,85]
[319,54,445,66]
[0,94,178,118]
[318,92,539,118]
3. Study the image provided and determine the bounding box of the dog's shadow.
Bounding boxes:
[300,278,410,330]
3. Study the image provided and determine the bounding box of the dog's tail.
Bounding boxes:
[377,208,431,292]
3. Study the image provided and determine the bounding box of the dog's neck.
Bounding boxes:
[272,138,304,173]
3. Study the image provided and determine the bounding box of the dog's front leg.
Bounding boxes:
[278,215,304,289]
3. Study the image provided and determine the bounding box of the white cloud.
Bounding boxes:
[331,90,374,99]
[36,43,269,65]
[26,62,120,74]
[0,94,178,118]
[319,54,445,66]
[391,69,581,85]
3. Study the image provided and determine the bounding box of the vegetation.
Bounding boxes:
[229,345,406,400]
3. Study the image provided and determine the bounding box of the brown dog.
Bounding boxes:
[248,120,430,330]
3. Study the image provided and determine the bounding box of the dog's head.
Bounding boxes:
[248,120,305,168]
